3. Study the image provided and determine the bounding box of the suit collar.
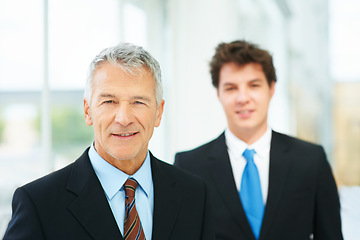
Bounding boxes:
[225,127,272,159]
[66,148,123,240]
[66,150,185,240]
[150,152,182,239]
[208,133,256,240]
[259,131,291,240]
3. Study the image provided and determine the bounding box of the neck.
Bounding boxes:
[111,159,145,175]
[94,142,147,175]
[232,126,268,145]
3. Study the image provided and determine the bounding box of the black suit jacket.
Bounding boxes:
[174,131,343,240]
[4,148,215,240]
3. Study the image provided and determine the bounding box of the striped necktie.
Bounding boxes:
[124,178,146,240]
[239,149,264,240]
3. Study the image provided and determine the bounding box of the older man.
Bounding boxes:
[4,43,214,240]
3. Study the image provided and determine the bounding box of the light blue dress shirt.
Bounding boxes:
[88,144,154,240]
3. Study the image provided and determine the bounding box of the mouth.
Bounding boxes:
[238,110,252,114]
[112,132,138,137]
[236,109,254,118]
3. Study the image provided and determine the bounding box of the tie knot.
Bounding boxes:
[243,149,256,162]
[124,178,138,197]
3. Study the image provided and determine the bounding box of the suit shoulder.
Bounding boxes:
[273,131,323,151]
[155,158,207,187]
[175,134,223,159]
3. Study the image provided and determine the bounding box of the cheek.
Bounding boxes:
[253,92,268,103]
[219,94,231,105]
[92,112,113,129]
[134,110,155,125]
[261,94,273,106]
[221,97,235,110]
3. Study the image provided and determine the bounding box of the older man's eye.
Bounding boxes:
[134,101,145,105]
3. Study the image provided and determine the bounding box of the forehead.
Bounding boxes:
[219,62,266,84]
[91,62,156,96]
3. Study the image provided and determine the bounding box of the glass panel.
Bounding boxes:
[0,102,42,232]
[51,101,94,169]
[0,0,43,90]
[0,0,43,233]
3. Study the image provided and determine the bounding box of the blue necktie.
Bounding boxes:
[240,149,264,240]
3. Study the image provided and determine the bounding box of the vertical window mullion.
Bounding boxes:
[42,0,53,172]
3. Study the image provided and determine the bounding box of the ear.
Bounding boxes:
[83,98,93,126]
[154,99,165,128]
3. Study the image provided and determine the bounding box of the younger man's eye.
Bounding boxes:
[225,87,235,91]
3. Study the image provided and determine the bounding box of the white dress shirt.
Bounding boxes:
[88,143,154,240]
[225,127,271,203]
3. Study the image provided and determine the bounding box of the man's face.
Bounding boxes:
[217,62,275,143]
[84,62,164,169]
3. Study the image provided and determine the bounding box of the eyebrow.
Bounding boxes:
[249,79,262,83]
[222,82,236,87]
[222,79,262,85]
[99,94,116,98]
[133,96,152,103]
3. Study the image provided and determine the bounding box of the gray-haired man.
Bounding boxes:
[4,43,215,240]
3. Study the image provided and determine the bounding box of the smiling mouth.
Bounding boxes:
[236,110,254,118]
[237,109,254,114]
[238,110,251,114]
[113,132,138,137]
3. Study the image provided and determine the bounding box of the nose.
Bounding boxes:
[114,103,133,126]
[236,87,250,104]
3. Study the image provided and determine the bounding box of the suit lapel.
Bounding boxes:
[151,153,182,239]
[259,131,291,240]
[66,149,123,240]
[207,133,255,240]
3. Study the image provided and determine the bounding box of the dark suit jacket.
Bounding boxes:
[174,131,343,240]
[4,148,215,240]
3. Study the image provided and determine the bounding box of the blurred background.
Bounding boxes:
[0,0,359,238]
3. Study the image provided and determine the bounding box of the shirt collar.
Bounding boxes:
[88,143,152,200]
[225,127,272,159]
